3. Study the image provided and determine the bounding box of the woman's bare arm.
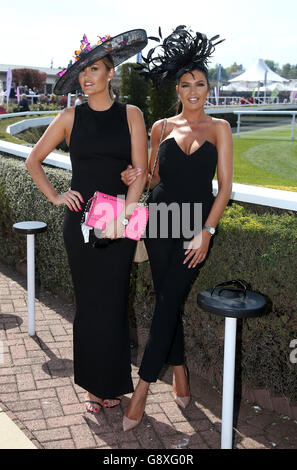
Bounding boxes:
[203,119,233,229]
[102,105,148,239]
[25,108,83,211]
[184,119,233,268]
[120,118,168,188]
[124,105,148,217]
[147,119,167,189]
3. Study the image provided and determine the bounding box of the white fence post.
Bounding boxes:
[27,234,35,336]
[221,317,237,449]
[236,113,241,138]
[291,114,296,140]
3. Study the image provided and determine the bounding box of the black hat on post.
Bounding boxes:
[54,29,148,95]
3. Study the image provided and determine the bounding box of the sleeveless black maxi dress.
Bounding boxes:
[63,101,136,399]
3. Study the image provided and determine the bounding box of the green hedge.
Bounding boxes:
[0,153,73,299]
[15,126,48,145]
[0,152,296,401]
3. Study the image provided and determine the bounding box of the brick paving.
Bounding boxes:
[0,259,297,450]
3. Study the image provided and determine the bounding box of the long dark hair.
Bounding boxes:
[176,66,210,114]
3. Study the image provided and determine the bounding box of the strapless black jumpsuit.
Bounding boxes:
[63,101,136,399]
[139,136,218,382]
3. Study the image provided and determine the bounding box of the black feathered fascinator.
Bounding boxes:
[136,25,224,88]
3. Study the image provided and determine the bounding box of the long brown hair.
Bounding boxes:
[102,54,115,99]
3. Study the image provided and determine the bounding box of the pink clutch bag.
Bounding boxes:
[85,191,148,241]
[80,119,167,244]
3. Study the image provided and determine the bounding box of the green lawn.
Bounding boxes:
[0,114,59,146]
[224,125,297,191]
[237,124,294,140]
[0,117,296,191]
[0,115,57,133]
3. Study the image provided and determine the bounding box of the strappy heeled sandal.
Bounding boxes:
[84,400,103,414]
[103,396,123,408]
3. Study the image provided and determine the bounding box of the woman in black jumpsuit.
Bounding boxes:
[122,27,233,431]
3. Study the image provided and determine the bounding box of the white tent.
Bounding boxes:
[220,83,250,92]
[229,58,289,89]
[287,80,297,91]
[257,82,289,92]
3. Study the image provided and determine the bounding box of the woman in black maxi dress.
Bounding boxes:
[63,99,138,402]
[25,47,148,413]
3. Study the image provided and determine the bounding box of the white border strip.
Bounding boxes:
[0,139,296,212]
[212,181,297,211]
[0,110,59,120]
[0,140,71,170]
[6,116,56,135]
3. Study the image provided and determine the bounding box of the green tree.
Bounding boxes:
[120,63,150,128]
[281,63,297,79]
[264,60,280,73]
[224,62,244,80]
[148,80,177,129]
[288,65,297,79]
[12,68,46,91]
[208,64,228,83]
[281,63,291,78]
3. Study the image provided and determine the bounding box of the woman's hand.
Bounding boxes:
[102,217,125,240]
[183,229,211,268]
[52,189,84,212]
[121,165,143,186]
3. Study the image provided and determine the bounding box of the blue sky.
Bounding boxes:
[1,0,297,71]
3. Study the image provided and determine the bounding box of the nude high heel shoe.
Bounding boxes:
[122,414,143,432]
[123,388,148,432]
[173,364,191,409]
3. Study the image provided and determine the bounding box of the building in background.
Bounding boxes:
[0,64,64,94]
[1,63,123,97]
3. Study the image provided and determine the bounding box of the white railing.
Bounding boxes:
[233,110,297,139]
[206,96,297,107]
[0,110,59,120]
[0,111,296,212]
[0,140,71,170]
[0,139,296,212]
[6,116,56,135]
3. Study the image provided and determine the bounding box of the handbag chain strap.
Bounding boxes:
[148,118,167,192]
[139,118,167,205]
[80,194,95,225]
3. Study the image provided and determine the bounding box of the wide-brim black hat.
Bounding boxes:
[54,29,147,95]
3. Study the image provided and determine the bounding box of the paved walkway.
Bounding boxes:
[0,260,297,450]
